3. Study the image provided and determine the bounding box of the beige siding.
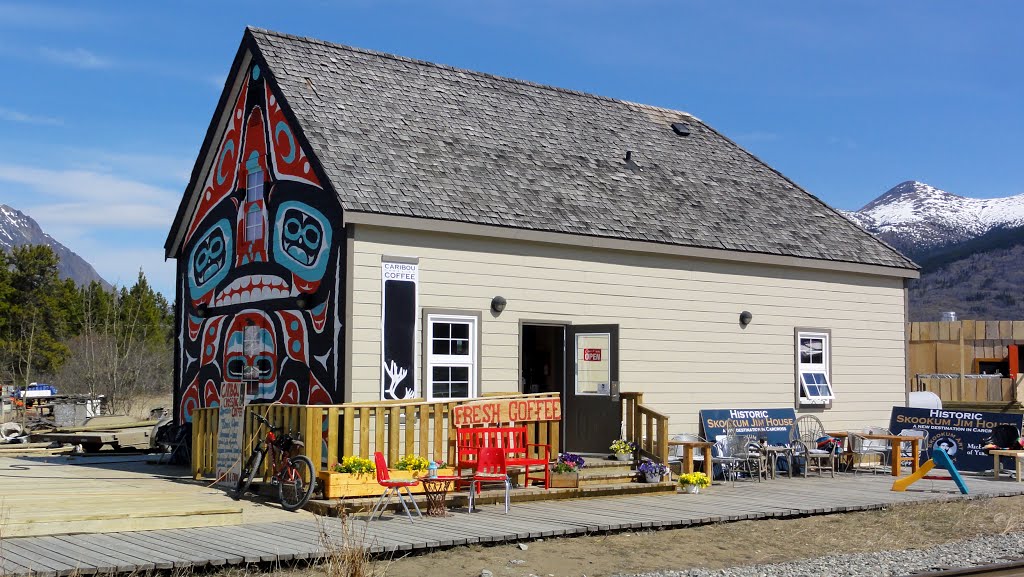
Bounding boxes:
[350,225,908,434]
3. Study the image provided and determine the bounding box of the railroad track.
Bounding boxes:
[904,560,1024,576]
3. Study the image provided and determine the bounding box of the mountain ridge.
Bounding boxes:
[0,204,109,288]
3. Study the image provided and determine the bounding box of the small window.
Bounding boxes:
[796,330,833,403]
[245,171,264,241]
[426,314,477,401]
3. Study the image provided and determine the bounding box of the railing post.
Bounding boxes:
[388,405,401,463]
[657,417,669,465]
[327,407,339,467]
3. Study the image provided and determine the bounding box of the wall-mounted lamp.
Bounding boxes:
[739,310,753,328]
[195,304,209,319]
[296,295,312,311]
[490,296,507,314]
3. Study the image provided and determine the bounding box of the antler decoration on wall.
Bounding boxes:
[383,359,415,399]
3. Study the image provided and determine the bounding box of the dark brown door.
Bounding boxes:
[563,324,620,453]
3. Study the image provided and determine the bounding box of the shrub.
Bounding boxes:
[332,456,375,474]
[393,455,430,471]
[679,471,711,488]
[610,439,636,455]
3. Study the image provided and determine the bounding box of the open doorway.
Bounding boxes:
[521,324,565,395]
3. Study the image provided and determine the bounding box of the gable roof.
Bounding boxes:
[170,27,917,273]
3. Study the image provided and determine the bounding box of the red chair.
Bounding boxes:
[469,447,511,514]
[367,451,422,522]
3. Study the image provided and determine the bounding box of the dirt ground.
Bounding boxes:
[300,494,1024,577]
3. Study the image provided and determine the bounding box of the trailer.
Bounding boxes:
[33,415,170,452]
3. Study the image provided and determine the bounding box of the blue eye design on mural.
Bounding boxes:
[188,219,233,301]
[273,201,331,282]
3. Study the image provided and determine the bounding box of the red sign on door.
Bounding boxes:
[583,348,602,361]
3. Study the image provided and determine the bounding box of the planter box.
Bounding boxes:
[549,472,579,488]
[317,468,454,499]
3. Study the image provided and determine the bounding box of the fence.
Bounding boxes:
[621,392,669,465]
[192,392,560,479]
[908,320,1023,404]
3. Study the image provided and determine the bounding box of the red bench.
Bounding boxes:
[455,426,552,489]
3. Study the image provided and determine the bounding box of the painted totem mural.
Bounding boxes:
[176,62,342,424]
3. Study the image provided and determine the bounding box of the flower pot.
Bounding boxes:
[317,468,454,499]
[643,472,662,483]
[613,452,632,462]
[549,471,579,488]
[681,483,700,494]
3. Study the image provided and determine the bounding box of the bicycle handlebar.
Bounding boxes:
[252,412,282,431]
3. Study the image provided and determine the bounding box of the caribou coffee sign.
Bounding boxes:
[452,397,562,426]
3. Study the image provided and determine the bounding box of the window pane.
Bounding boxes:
[432,382,451,398]
[432,366,449,381]
[450,323,470,339]
[434,323,450,338]
[451,339,469,355]
[432,339,450,355]
[450,366,469,382]
[800,337,824,365]
[450,383,470,398]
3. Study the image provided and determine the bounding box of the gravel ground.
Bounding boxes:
[620,530,1024,577]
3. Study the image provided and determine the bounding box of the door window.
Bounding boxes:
[575,333,611,395]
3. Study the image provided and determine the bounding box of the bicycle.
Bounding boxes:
[232,411,316,511]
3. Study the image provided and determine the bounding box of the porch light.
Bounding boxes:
[739,311,752,327]
[491,296,507,314]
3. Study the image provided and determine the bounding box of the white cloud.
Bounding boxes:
[0,106,62,126]
[0,163,177,205]
[39,47,111,69]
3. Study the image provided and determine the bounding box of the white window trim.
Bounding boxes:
[796,330,834,404]
[425,313,478,401]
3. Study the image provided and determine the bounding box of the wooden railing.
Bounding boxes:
[621,392,669,465]
[191,392,560,479]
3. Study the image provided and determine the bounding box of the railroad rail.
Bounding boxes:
[904,559,1024,577]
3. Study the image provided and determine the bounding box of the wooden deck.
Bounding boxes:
[4,473,1024,575]
[0,455,307,537]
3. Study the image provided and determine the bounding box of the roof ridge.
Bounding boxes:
[247,26,695,120]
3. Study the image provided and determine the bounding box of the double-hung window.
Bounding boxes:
[796,330,834,403]
[245,170,264,241]
[426,314,477,401]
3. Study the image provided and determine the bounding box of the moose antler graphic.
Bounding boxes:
[383,359,415,399]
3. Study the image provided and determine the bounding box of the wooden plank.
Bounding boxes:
[433,403,444,463]
[342,407,354,458]
[388,406,400,463]
[987,321,1000,340]
[419,403,430,459]
[327,407,339,466]
[359,407,370,458]
[1000,321,1013,340]
[375,408,386,460]
[938,321,950,341]
[405,405,416,456]
[2,541,81,576]
[910,321,921,341]
[1014,321,1024,340]
[961,320,975,343]
[976,320,988,340]
[949,321,960,341]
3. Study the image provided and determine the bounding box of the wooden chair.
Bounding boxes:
[367,452,422,522]
[469,447,511,513]
[791,415,835,478]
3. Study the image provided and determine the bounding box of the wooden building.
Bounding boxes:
[166,28,919,455]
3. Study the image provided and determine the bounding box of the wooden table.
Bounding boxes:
[861,434,921,477]
[668,440,714,478]
[764,445,793,479]
[418,475,462,517]
[990,449,1024,482]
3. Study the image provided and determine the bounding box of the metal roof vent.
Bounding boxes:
[624,151,641,173]
[671,123,691,136]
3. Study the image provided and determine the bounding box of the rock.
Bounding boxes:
[480,570,493,577]
[509,559,526,566]
[518,543,528,551]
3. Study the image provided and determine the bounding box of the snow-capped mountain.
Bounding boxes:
[0,204,108,287]
[843,181,1024,257]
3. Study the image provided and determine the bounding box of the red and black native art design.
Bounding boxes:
[175,61,343,424]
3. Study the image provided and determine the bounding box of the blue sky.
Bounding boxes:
[0,1,1021,296]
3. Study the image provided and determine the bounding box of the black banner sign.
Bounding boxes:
[888,407,1023,472]
[381,261,417,400]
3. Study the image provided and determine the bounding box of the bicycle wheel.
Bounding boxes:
[233,449,264,500]
[278,454,315,511]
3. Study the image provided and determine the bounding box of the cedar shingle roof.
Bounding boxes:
[242,28,915,270]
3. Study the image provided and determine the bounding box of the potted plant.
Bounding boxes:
[550,453,585,488]
[678,471,711,494]
[610,439,636,461]
[637,461,669,483]
[317,456,376,499]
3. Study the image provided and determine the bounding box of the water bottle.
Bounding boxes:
[428,461,438,478]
